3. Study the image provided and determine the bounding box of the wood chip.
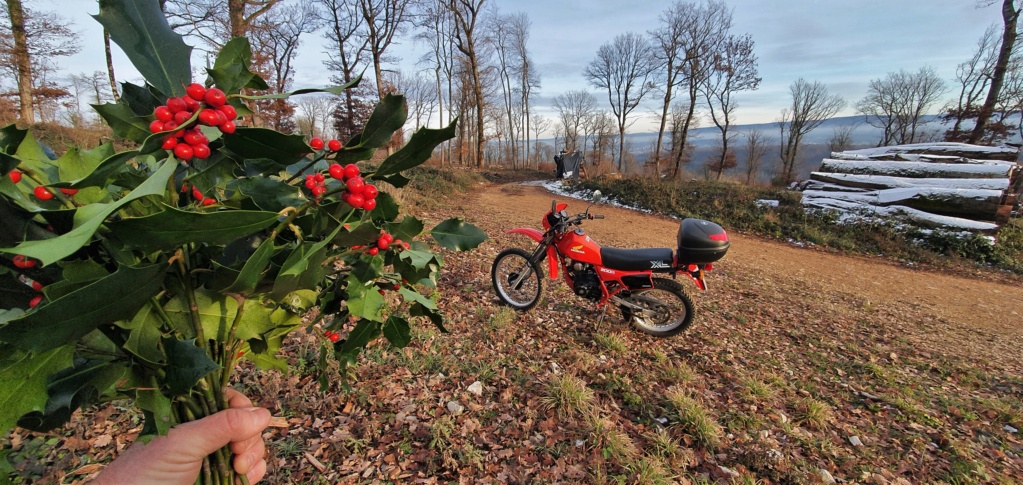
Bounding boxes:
[304,452,326,473]
[268,416,289,428]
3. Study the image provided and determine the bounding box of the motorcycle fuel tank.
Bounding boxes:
[556,229,602,265]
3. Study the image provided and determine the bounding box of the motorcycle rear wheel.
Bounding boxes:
[491,248,544,310]
[620,277,695,337]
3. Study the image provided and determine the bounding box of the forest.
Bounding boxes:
[2,0,1022,186]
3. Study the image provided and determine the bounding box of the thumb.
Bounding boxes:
[168,406,271,460]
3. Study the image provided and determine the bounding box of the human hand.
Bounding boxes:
[92,388,271,485]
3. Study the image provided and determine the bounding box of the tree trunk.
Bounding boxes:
[104,29,120,102]
[969,0,1019,144]
[228,0,246,38]
[6,0,34,124]
[818,159,1014,179]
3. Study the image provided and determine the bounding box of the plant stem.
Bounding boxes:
[284,152,327,184]
[176,253,206,349]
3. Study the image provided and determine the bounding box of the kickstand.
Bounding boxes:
[595,305,609,332]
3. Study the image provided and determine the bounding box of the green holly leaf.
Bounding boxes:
[430,218,488,251]
[372,119,457,178]
[0,123,28,154]
[411,302,446,333]
[163,338,219,396]
[207,37,268,94]
[1,159,177,266]
[16,359,113,432]
[93,101,155,144]
[137,377,174,436]
[233,177,304,212]
[94,0,192,98]
[0,345,73,436]
[270,225,342,299]
[223,128,310,168]
[385,216,425,243]
[399,286,437,311]
[117,305,166,365]
[346,278,386,322]
[234,77,361,101]
[119,82,163,117]
[223,238,277,295]
[381,316,411,349]
[164,289,239,342]
[335,319,380,365]
[0,264,166,357]
[65,150,139,189]
[109,207,279,251]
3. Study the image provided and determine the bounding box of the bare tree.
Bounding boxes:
[3,0,31,123]
[702,33,760,181]
[743,128,770,185]
[945,26,999,140]
[777,79,845,184]
[584,32,657,172]
[249,3,316,131]
[386,69,437,131]
[490,10,520,166]
[828,123,857,154]
[509,13,538,167]
[530,113,550,167]
[447,0,488,168]
[359,0,416,99]
[1,2,80,125]
[969,0,1019,143]
[649,0,731,178]
[552,90,596,152]
[295,94,334,138]
[415,0,455,164]
[164,0,282,50]
[668,100,696,172]
[856,67,946,146]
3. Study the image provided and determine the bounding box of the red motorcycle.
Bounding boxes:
[491,192,729,336]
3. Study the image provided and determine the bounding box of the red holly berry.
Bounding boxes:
[218,104,237,120]
[162,137,179,150]
[29,295,43,308]
[149,120,165,133]
[154,106,173,122]
[204,88,227,107]
[362,184,378,200]
[186,83,207,101]
[313,173,325,183]
[173,110,192,125]
[166,97,187,113]
[163,120,179,132]
[348,194,364,209]
[219,121,236,134]
[192,187,204,200]
[201,197,216,206]
[327,139,342,152]
[182,130,203,146]
[403,242,411,250]
[12,254,37,269]
[198,109,220,126]
[346,176,364,194]
[366,247,379,256]
[310,137,325,151]
[377,237,390,250]
[393,239,404,248]
[343,164,360,179]
[311,185,327,197]
[362,198,377,211]
[192,144,211,159]
[59,187,78,196]
[33,186,54,201]
[329,333,341,342]
[174,144,194,161]
[8,169,22,183]
[183,96,201,112]
[328,163,344,179]
[31,280,43,292]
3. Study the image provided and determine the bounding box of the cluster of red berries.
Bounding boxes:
[182,184,217,206]
[309,137,342,152]
[303,172,329,198]
[150,83,237,162]
[352,231,410,256]
[9,169,78,201]
[12,255,43,308]
[332,163,379,210]
[323,330,341,342]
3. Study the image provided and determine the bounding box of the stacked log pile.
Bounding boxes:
[802,143,1021,233]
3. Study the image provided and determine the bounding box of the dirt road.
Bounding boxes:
[474,183,1023,368]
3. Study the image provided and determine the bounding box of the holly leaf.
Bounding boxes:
[0,264,166,358]
[207,37,268,94]
[92,101,156,144]
[372,119,457,178]
[270,225,342,299]
[117,305,166,365]
[233,177,303,212]
[0,345,73,436]
[234,77,361,100]
[164,289,239,342]
[411,302,446,333]
[109,207,279,251]
[1,158,177,266]
[223,238,277,295]
[0,124,28,154]
[430,218,488,251]
[385,216,425,243]
[119,81,163,117]
[94,0,192,98]
[345,277,385,322]
[163,338,219,396]
[381,316,411,349]
[335,319,380,365]
[137,378,174,436]
[223,128,310,167]
[16,359,113,432]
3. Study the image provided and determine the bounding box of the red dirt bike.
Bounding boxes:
[491,192,729,336]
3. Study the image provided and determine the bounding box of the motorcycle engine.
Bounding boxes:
[569,260,602,301]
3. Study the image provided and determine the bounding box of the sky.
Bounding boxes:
[35,0,1006,135]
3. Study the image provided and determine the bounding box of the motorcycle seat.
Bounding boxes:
[600,247,674,271]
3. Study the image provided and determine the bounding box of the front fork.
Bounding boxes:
[510,236,554,289]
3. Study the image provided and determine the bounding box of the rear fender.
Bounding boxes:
[505,228,560,279]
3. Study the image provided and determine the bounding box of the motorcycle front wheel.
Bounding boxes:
[620,277,695,337]
[491,248,544,311]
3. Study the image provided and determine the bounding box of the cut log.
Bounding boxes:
[801,187,1003,220]
[834,142,1019,162]
[818,159,1013,179]
[801,195,1000,232]
[809,172,1010,191]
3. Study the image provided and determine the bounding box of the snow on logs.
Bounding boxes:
[803,143,1021,233]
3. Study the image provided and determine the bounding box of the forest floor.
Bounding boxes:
[8,179,1023,484]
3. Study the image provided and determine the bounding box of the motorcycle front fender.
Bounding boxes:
[505,228,560,280]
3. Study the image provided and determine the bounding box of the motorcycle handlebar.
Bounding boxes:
[589,214,604,219]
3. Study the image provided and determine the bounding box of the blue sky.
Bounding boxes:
[42,0,1003,133]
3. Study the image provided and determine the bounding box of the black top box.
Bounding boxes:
[676,218,729,264]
